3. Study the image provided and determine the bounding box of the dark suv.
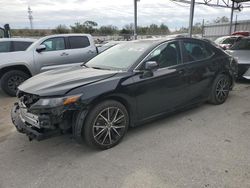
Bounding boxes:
[11,37,238,149]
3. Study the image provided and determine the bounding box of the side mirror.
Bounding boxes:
[145,61,158,71]
[36,44,46,53]
[140,61,158,79]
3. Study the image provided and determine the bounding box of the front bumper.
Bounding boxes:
[11,103,62,141]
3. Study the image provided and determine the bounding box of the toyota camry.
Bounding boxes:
[11,37,238,149]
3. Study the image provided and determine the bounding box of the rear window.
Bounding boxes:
[13,41,32,51]
[183,41,214,63]
[0,41,11,52]
[69,36,90,49]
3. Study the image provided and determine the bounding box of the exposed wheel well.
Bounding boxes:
[0,65,32,79]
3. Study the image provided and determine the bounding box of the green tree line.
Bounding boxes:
[11,16,229,37]
[53,21,171,36]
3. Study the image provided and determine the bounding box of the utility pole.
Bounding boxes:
[188,0,195,37]
[134,0,139,40]
[229,1,235,35]
[28,6,33,29]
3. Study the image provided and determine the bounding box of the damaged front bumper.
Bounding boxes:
[11,102,62,141]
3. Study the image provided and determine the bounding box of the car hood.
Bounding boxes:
[18,66,118,96]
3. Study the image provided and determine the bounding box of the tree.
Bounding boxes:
[98,25,118,35]
[70,22,85,33]
[70,20,98,34]
[159,23,170,35]
[83,20,98,34]
[53,24,70,34]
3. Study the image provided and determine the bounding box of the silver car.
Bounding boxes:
[226,37,250,79]
[0,34,97,96]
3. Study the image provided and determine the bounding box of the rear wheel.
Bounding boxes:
[84,100,129,149]
[208,74,230,105]
[1,70,30,96]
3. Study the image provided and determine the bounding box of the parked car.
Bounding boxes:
[0,38,35,53]
[232,31,249,37]
[214,35,243,50]
[11,37,237,149]
[226,37,250,79]
[0,34,97,96]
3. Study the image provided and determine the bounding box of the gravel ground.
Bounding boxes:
[0,82,250,188]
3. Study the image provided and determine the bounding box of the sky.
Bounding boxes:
[0,0,250,31]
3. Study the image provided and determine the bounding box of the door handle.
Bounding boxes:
[88,50,95,54]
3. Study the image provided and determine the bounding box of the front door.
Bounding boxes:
[133,41,190,121]
[34,37,72,72]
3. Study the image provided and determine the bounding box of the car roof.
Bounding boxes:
[126,37,207,46]
[0,38,36,42]
[41,33,92,38]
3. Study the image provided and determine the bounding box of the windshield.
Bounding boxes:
[85,42,151,71]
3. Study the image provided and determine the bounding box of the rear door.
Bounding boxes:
[67,36,97,63]
[181,39,216,102]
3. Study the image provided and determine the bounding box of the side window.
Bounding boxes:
[42,37,65,52]
[13,41,32,51]
[231,39,250,50]
[183,41,213,63]
[146,42,181,69]
[68,36,90,49]
[222,38,236,45]
[0,41,11,52]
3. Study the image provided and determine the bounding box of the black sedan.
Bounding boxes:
[11,37,238,149]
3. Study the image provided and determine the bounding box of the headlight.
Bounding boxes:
[31,94,81,109]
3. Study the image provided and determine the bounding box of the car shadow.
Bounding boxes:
[236,78,250,84]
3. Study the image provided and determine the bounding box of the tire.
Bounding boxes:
[208,74,231,105]
[1,70,30,97]
[83,100,129,149]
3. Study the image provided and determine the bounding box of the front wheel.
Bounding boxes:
[84,100,129,149]
[208,74,231,105]
[1,70,30,96]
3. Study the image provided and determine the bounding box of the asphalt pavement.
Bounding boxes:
[0,82,250,188]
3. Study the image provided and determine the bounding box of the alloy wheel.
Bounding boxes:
[7,75,25,94]
[215,77,230,103]
[92,107,126,146]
